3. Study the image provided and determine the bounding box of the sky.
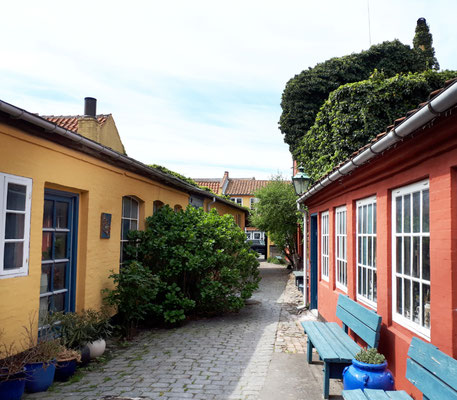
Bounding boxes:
[1,1,456,180]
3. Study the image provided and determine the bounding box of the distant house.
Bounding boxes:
[0,98,247,349]
[297,78,457,397]
[195,171,275,257]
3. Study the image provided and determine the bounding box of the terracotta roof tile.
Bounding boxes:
[43,114,110,132]
[226,179,274,195]
[194,180,221,192]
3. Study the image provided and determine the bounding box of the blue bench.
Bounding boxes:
[343,336,457,400]
[301,294,382,399]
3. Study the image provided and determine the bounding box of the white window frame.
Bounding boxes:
[250,197,258,210]
[356,196,377,309]
[0,173,32,278]
[321,211,329,282]
[392,180,430,339]
[230,197,242,206]
[335,206,347,292]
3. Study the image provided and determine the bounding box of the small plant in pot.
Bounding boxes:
[54,345,81,382]
[84,308,113,359]
[343,347,394,391]
[0,332,28,400]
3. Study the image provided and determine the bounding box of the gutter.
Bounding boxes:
[0,99,247,213]
[297,80,457,203]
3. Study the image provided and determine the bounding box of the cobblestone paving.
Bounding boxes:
[24,263,307,400]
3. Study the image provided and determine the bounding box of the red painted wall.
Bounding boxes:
[305,110,457,397]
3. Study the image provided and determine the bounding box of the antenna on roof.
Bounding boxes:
[367,0,372,47]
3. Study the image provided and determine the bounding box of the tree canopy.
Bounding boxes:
[295,70,457,181]
[279,40,428,154]
[250,177,302,269]
[413,18,439,70]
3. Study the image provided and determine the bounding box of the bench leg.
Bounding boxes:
[323,362,330,399]
[307,338,313,364]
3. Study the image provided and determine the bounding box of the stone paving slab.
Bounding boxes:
[23,263,343,400]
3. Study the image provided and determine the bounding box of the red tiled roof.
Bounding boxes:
[309,77,457,193]
[225,179,273,195]
[43,114,110,132]
[194,180,221,193]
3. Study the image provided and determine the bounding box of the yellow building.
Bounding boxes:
[0,99,247,349]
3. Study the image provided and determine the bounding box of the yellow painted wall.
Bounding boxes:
[0,123,245,349]
[206,199,246,230]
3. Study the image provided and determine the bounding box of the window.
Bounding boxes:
[392,180,430,337]
[120,196,139,265]
[335,206,347,291]
[0,173,32,278]
[246,232,252,240]
[174,204,182,212]
[250,197,259,210]
[153,200,164,214]
[321,211,329,281]
[356,196,377,307]
[253,232,261,240]
[230,197,242,206]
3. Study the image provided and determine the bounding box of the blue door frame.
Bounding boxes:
[310,213,318,310]
[39,189,78,325]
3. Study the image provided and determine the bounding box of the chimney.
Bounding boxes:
[221,171,229,195]
[84,97,97,118]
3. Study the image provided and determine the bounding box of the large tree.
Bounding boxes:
[413,18,439,70]
[279,40,428,154]
[295,70,456,181]
[250,177,302,270]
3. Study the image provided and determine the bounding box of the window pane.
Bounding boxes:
[122,218,130,240]
[404,237,411,276]
[4,242,23,270]
[373,271,377,301]
[396,237,402,273]
[362,268,367,296]
[413,281,420,324]
[130,200,138,219]
[373,237,376,268]
[6,183,26,211]
[53,263,66,291]
[404,279,411,319]
[412,237,420,278]
[42,232,52,260]
[396,277,403,314]
[368,237,372,266]
[358,267,362,295]
[122,197,131,218]
[423,190,429,232]
[422,237,430,280]
[423,284,431,328]
[368,204,372,234]
[363,237,367,265]
[413,192,420,233]
[5,213,25,239]
[358,207,362,233]
[368,269,372,298]
[404,194,411,233]
[39,296,50,327]
[54,233,68,259]
[373,203,377,234]
[53,292,66,312]
[363,205,368,234]
[358,236,361,264]
[40,264,51,294]
[56,202,68,229]
[396,197,402,233]
[130,220,138,231]
[43,200,53,228]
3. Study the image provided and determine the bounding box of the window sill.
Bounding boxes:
[0,271,28,279]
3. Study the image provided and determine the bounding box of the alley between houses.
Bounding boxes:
[24,262,343,400]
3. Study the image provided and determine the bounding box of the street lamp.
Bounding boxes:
[292,165,311,196]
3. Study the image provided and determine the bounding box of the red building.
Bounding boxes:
[298,78,457,397]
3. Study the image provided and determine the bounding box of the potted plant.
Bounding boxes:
[343,347,394,391]
[54,345,81,382]
[0,334,28,400]
[84,309,113,359]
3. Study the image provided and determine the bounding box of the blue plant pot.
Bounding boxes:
[54,359,77,382]
[0,370,26,400]
[343,359,394,391]
[24,361,56,393]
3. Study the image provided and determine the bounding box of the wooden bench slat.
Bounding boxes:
[301,321,340,361]
[363,389,392,399]
[336,304,381,348]
[407,358,457,400]
[326,323,361,355]
[384,391,413,399]
[407,337,457,391]
[318,322,358,361]
[338,295,382,329]
[343,389,369,400]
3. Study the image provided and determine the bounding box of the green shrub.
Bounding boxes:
[355,348,386,364]
[267,256,286,265]
[125,206,260,320]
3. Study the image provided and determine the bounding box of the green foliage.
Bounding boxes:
[107,206,259,331]
[280,40,429,153]
[413,18,439,70]
[355,348,386,364]
[267,256,286,265]
[103,261,162,337]
[250,177,302,269]
[296,70,457,181]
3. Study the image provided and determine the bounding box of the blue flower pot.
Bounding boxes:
[0,370,26,400]
[24,361,55,393]
[54,359,77,382]
[343,359,394,391]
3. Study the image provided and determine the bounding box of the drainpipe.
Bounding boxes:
[297,205,308,310]
[207,196,217,212]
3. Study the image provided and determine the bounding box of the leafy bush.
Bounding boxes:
[355,348,386,364]
[122,206,259,321]
[267,256,286,265]
[295,70,457,181]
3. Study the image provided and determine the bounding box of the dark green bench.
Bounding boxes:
[301,294,382,399]
[343,336,457,400]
